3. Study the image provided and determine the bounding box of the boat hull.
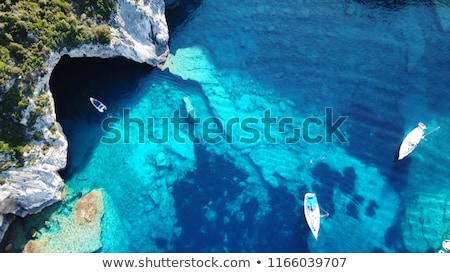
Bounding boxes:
[304,193,321,240]
[90,97,107,113]
[398,123,426,160]
[443,240,450,252]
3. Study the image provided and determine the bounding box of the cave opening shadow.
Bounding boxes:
[49,55,153,179]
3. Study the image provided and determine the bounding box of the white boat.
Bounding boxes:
[304,193,321,240]
[443,240,450,252]
[397,122,427,160]
[90,97,107,113]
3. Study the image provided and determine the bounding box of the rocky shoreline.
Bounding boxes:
[0,0,170,244]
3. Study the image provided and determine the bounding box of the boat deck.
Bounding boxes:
[443,240,450,252]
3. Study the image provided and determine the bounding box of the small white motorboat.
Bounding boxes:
[89,97,107,113]
[303,193,322,240]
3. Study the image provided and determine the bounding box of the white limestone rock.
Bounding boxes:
[111,0,169,65]
[1,59,68,217]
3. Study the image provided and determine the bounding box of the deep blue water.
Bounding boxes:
[3,0,450,253]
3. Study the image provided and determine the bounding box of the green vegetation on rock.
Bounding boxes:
[0,0,115,89]
[72,0,116,21]
[0,0,116,171]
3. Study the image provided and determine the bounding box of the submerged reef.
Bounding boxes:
[23,189,104,253]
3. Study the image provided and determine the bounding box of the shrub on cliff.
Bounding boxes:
[95,25,112,44]
[72,0,116,21]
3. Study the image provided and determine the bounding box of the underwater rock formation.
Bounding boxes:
[23,189,104,253]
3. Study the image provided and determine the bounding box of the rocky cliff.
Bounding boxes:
[0,0,169,243]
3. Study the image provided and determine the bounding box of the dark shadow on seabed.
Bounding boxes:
[171,144,311,253]
[352,0,433,9]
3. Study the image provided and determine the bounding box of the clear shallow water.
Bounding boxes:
[5,0,450,253]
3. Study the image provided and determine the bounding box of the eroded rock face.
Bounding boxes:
[50,0,170,65]
[23,189,104,253]
[0,0,170,242]
[112,0,169,63]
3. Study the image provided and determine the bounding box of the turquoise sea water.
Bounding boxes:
[4,0,450,253]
